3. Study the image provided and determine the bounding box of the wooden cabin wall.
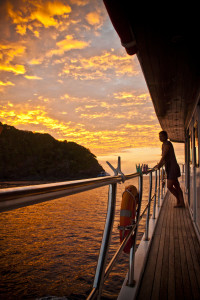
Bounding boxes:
[187,104,200,235]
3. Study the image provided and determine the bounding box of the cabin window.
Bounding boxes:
[194,122,199,167]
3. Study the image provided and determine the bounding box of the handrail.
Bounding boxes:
[145,172,152,240]
[0,161,164,299]
[0,172,139,213]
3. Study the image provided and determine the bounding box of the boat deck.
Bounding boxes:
[136,191,200,300]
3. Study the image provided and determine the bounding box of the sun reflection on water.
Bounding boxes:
[0,177,154,299]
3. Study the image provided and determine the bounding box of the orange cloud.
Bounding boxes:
[69,0,89,5]
[0,81,15,92]
[0,63,25,74]
[16,24,27,35]
[7,2,28,25]
[24,75,43,80]
[0,101,161,155]
[0,42,26,74]
[0,1,162,158]
[86,11,102,26]
[0,81,15,86]
[30,1,71,28]
[47,35,89,57]
[29,58,43,65]
[0,104,71,128]
[59,91,155,126]
[114,91,151,105]
[7,1,71,36]
[0,43,26,60]
[60,51,138,80]
[80,112,110,119]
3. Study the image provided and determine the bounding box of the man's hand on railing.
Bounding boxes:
[153,164,159,170]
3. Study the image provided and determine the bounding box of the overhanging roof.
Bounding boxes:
[103,1,200,142]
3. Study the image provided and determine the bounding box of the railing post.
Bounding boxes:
[145,172,152,240]
[181,163,184,182]
[164,168,166,195]
[153,170,157,219]
[161,167,163,200]
[89,183,117,300]
[158,169,160,207]
[128,173,143,286]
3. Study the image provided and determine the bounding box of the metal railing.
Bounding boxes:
[0,158,166,299]
[87,164,166,300]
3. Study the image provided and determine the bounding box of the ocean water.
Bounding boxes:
[0,176,156,300]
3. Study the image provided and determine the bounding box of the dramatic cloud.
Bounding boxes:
[0,80,15,86]
[0,0,180,171]
[85,11,103,29]
[0,87,160,156]
[0,41,26,74]
[59,50,139,80]
[24,75,43,80]
[7,0,71,35]
[47,35,89,57]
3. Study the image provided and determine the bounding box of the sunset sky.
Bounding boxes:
[0,0,184,173]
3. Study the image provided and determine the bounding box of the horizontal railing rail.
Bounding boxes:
[0,158,167,299]
[0,173,140,213]
[0,171,143,209]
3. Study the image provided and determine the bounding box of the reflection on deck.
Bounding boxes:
[136,191,200,300]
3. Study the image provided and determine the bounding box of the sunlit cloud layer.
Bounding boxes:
[0,41,26,74]
[0,0,176,170]
[47,34,89,58]
[59,50,139,80]
[24,75,42,80]
[7,0,71,35]
[0,80,15,86]
[86,11,102,26]
[0,92,161,155]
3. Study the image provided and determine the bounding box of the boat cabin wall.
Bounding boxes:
[186,103,200,235]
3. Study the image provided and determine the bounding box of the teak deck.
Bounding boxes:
[136,191,200,300]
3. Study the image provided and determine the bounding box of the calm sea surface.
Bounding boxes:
[0,176,156,300]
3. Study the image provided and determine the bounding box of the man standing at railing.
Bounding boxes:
[154,131,185,208]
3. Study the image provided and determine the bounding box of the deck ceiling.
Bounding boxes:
[103,2,200,142]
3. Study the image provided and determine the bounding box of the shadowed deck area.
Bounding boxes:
[136,191,200,300]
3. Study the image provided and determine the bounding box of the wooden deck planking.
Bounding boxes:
[136,195,168,300]
[168,202,175,300]
[178,207,192,300]
[183,208,200,299]
[151,203,169,300]
[173,203,184,300]
[136,191,200,300]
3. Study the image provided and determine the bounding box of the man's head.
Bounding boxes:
[159,130,168,142]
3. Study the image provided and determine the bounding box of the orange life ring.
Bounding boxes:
[119,185,138,254]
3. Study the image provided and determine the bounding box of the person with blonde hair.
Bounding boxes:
[154,131,185,207]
